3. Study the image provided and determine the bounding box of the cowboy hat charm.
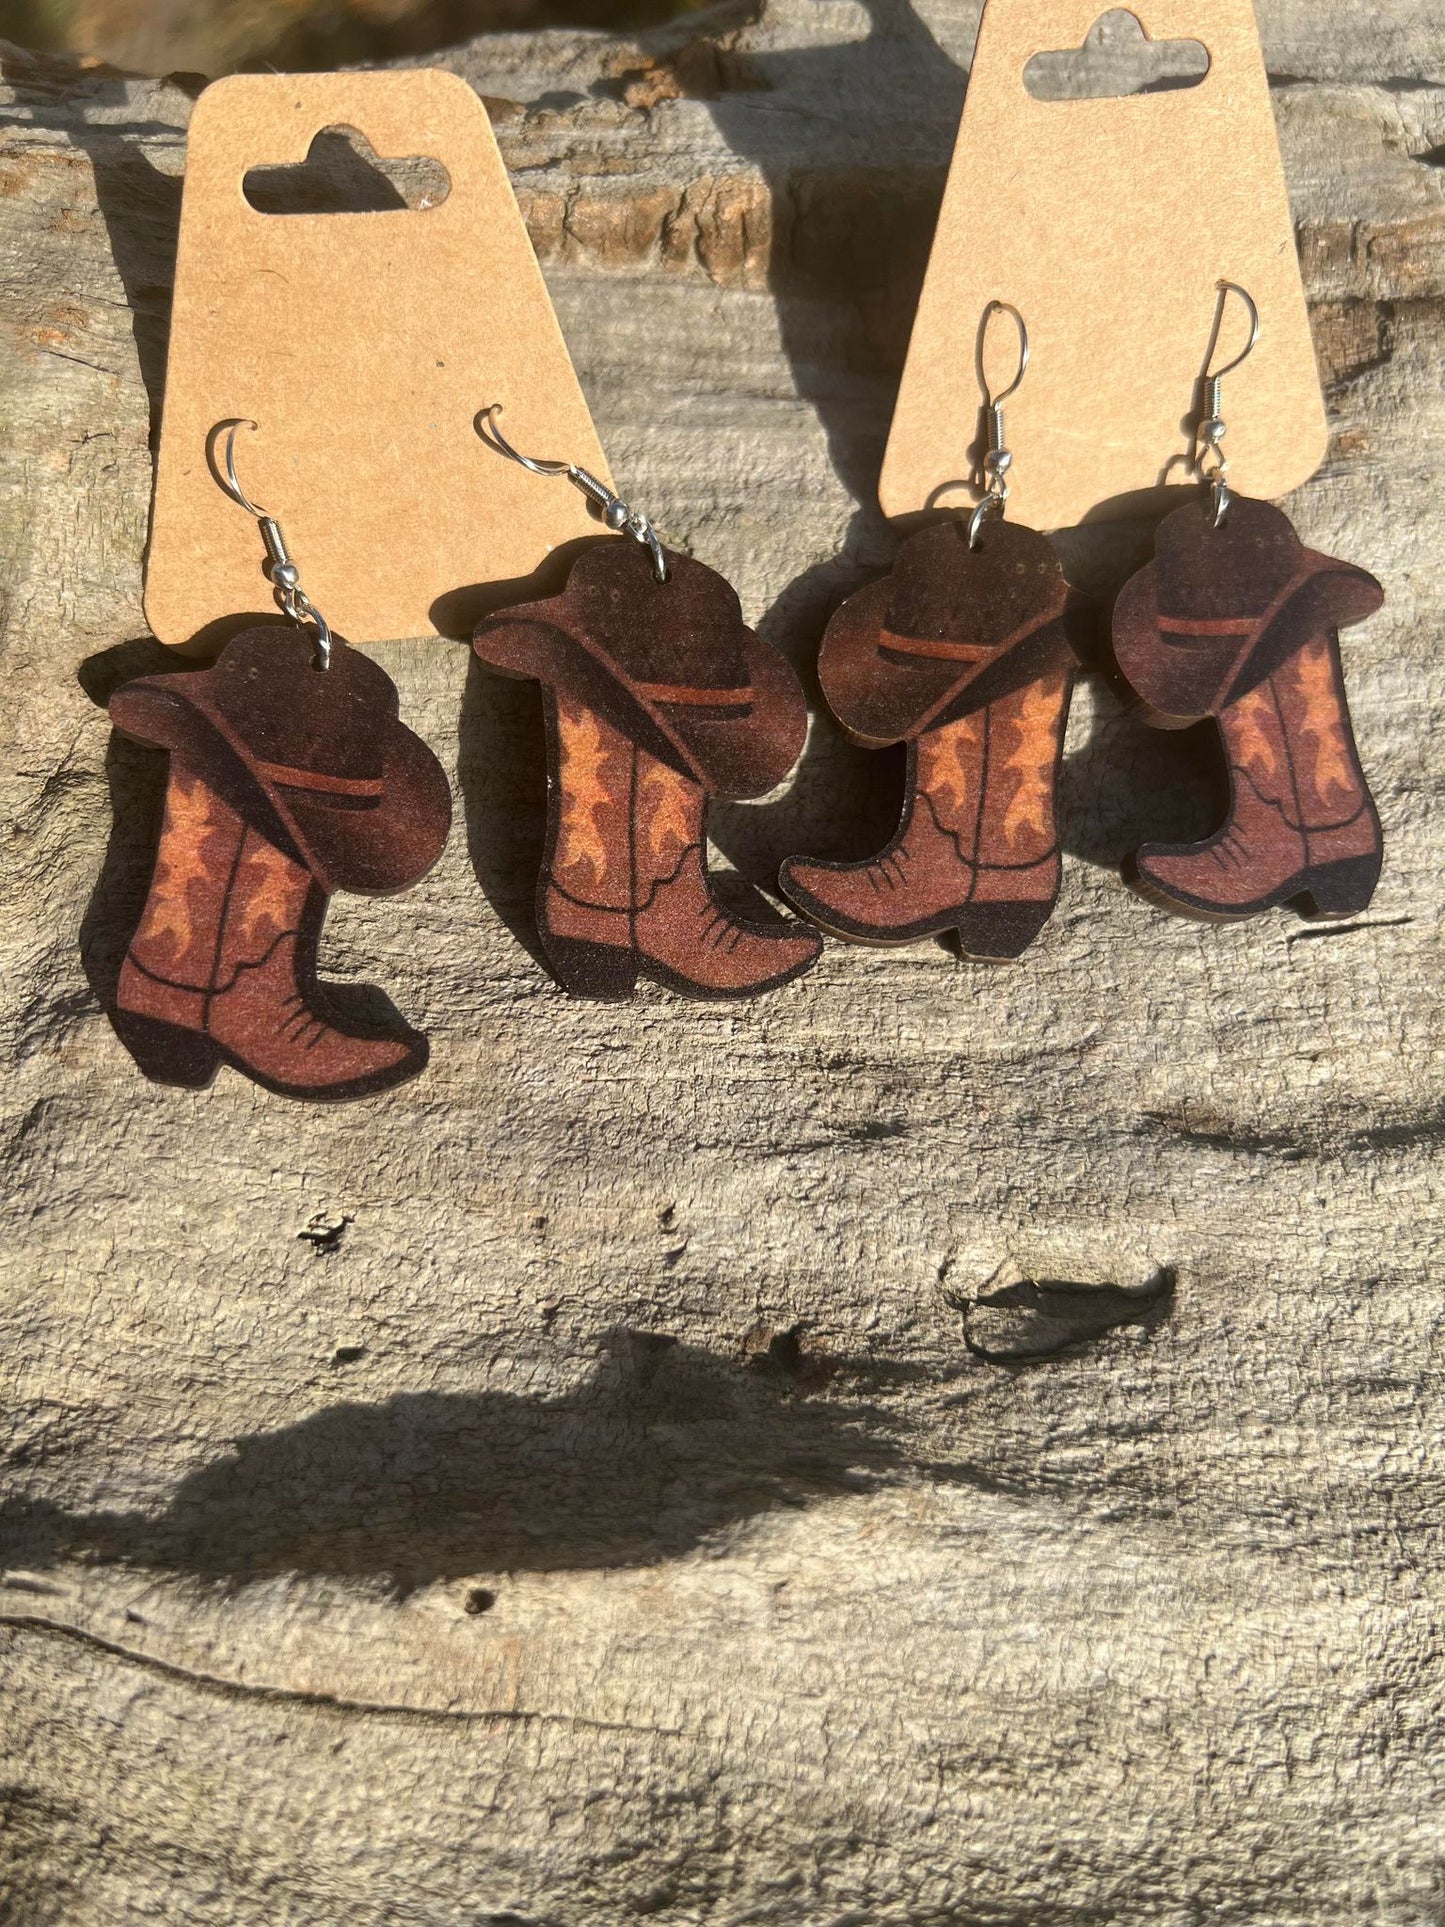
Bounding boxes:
[107,420,451,1100]
[472,409,821,1000]
[108,627,452,1099]
[1113,494,1384,920]
[1111,284,1385,922]
[781,515,1082,960]
[782,303,1086,962]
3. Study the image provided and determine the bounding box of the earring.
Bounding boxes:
[1113,283,1385,922]
[780,304,1082,961]
[106,420,452,1099]
[470,409,822,1001]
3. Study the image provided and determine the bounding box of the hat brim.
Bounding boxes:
[109,677,451,896]
[474,603,806,800]
[819,578,1074,748]
[1114,551,1384,723]
[1243,548,1385,691]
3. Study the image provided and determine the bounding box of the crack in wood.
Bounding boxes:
[0,1613,683,1737]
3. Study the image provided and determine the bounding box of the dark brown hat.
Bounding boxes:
[1113,495,1384,722]
[473,539,807,799]
[818,517,1076,748]
[109,626,452,896]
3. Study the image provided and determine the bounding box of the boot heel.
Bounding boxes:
[111,1009,222,1088]
[543,937,638,1000]
[953,899,1055,961]
[1298,854,1381,919]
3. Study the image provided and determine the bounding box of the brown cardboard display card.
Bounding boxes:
[879,0,1329,528]
[146,69,608,647]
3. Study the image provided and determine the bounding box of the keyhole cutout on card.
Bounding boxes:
[1024,10,1209,99]
[243,126,452,214]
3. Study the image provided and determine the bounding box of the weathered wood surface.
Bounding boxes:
[1,5,1443,1920]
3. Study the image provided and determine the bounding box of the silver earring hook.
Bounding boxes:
[980,298,1030,407]
[214,417,273,520]
[1205,280,1260,387]
[969,300,1030,548]
[1195,280,1260,529]
[474,408,573,481]
[207,418,333,669]
[475,404,669,585]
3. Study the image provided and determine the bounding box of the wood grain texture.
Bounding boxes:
[1,6,1444,1921]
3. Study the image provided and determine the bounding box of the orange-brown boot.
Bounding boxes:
[115,761,427,1098]
[1112,493,1384,922]
[781,666,1071,959]
[539,695,821,998]
[536,692,639,997]
[1132,637,1382,920]
[629,747,821,996]
[475,538,819,1001]
[780,515,1081,961]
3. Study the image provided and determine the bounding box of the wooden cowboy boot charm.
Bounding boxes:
[475,539,821,999]
[1112,493,1384,921]
[781,516,1082,960]
[108,626,452,1099]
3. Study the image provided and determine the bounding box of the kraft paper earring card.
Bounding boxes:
[146,69,608,646]
[879,0,1329,529]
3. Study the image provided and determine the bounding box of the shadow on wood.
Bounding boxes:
[0,1332,912,1591]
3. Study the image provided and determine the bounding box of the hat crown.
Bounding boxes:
[886,518,1064,649]
[1154,496,1305,623]
[205,628,396,781]
[566,542,753,692]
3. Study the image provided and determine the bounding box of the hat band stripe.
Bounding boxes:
[1155,562,1318,646]
[637,682,753,707]
[1157,616,1257,636]
[258,759,385,799]
[877,601,1062,669]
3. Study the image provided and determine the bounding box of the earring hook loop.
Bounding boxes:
[1204,280,1260,388]
[210,417,272,521]
[474,406,573,481]
[979,298,1030,410]
[969,300,1030,548]
[475,403,669,585]
[1196,280,1260,529]
[207,417,333,669]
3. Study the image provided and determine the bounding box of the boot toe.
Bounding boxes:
[637,906,822,999]
[778,857,883,935]
[688,924,822,997]
[209,1002,431,1100]
[301,1026,427,1096]
[1126,844,1259,922]
[1128,845,1197,904]
[763,926,825,986]
[1130,844,1177,890]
